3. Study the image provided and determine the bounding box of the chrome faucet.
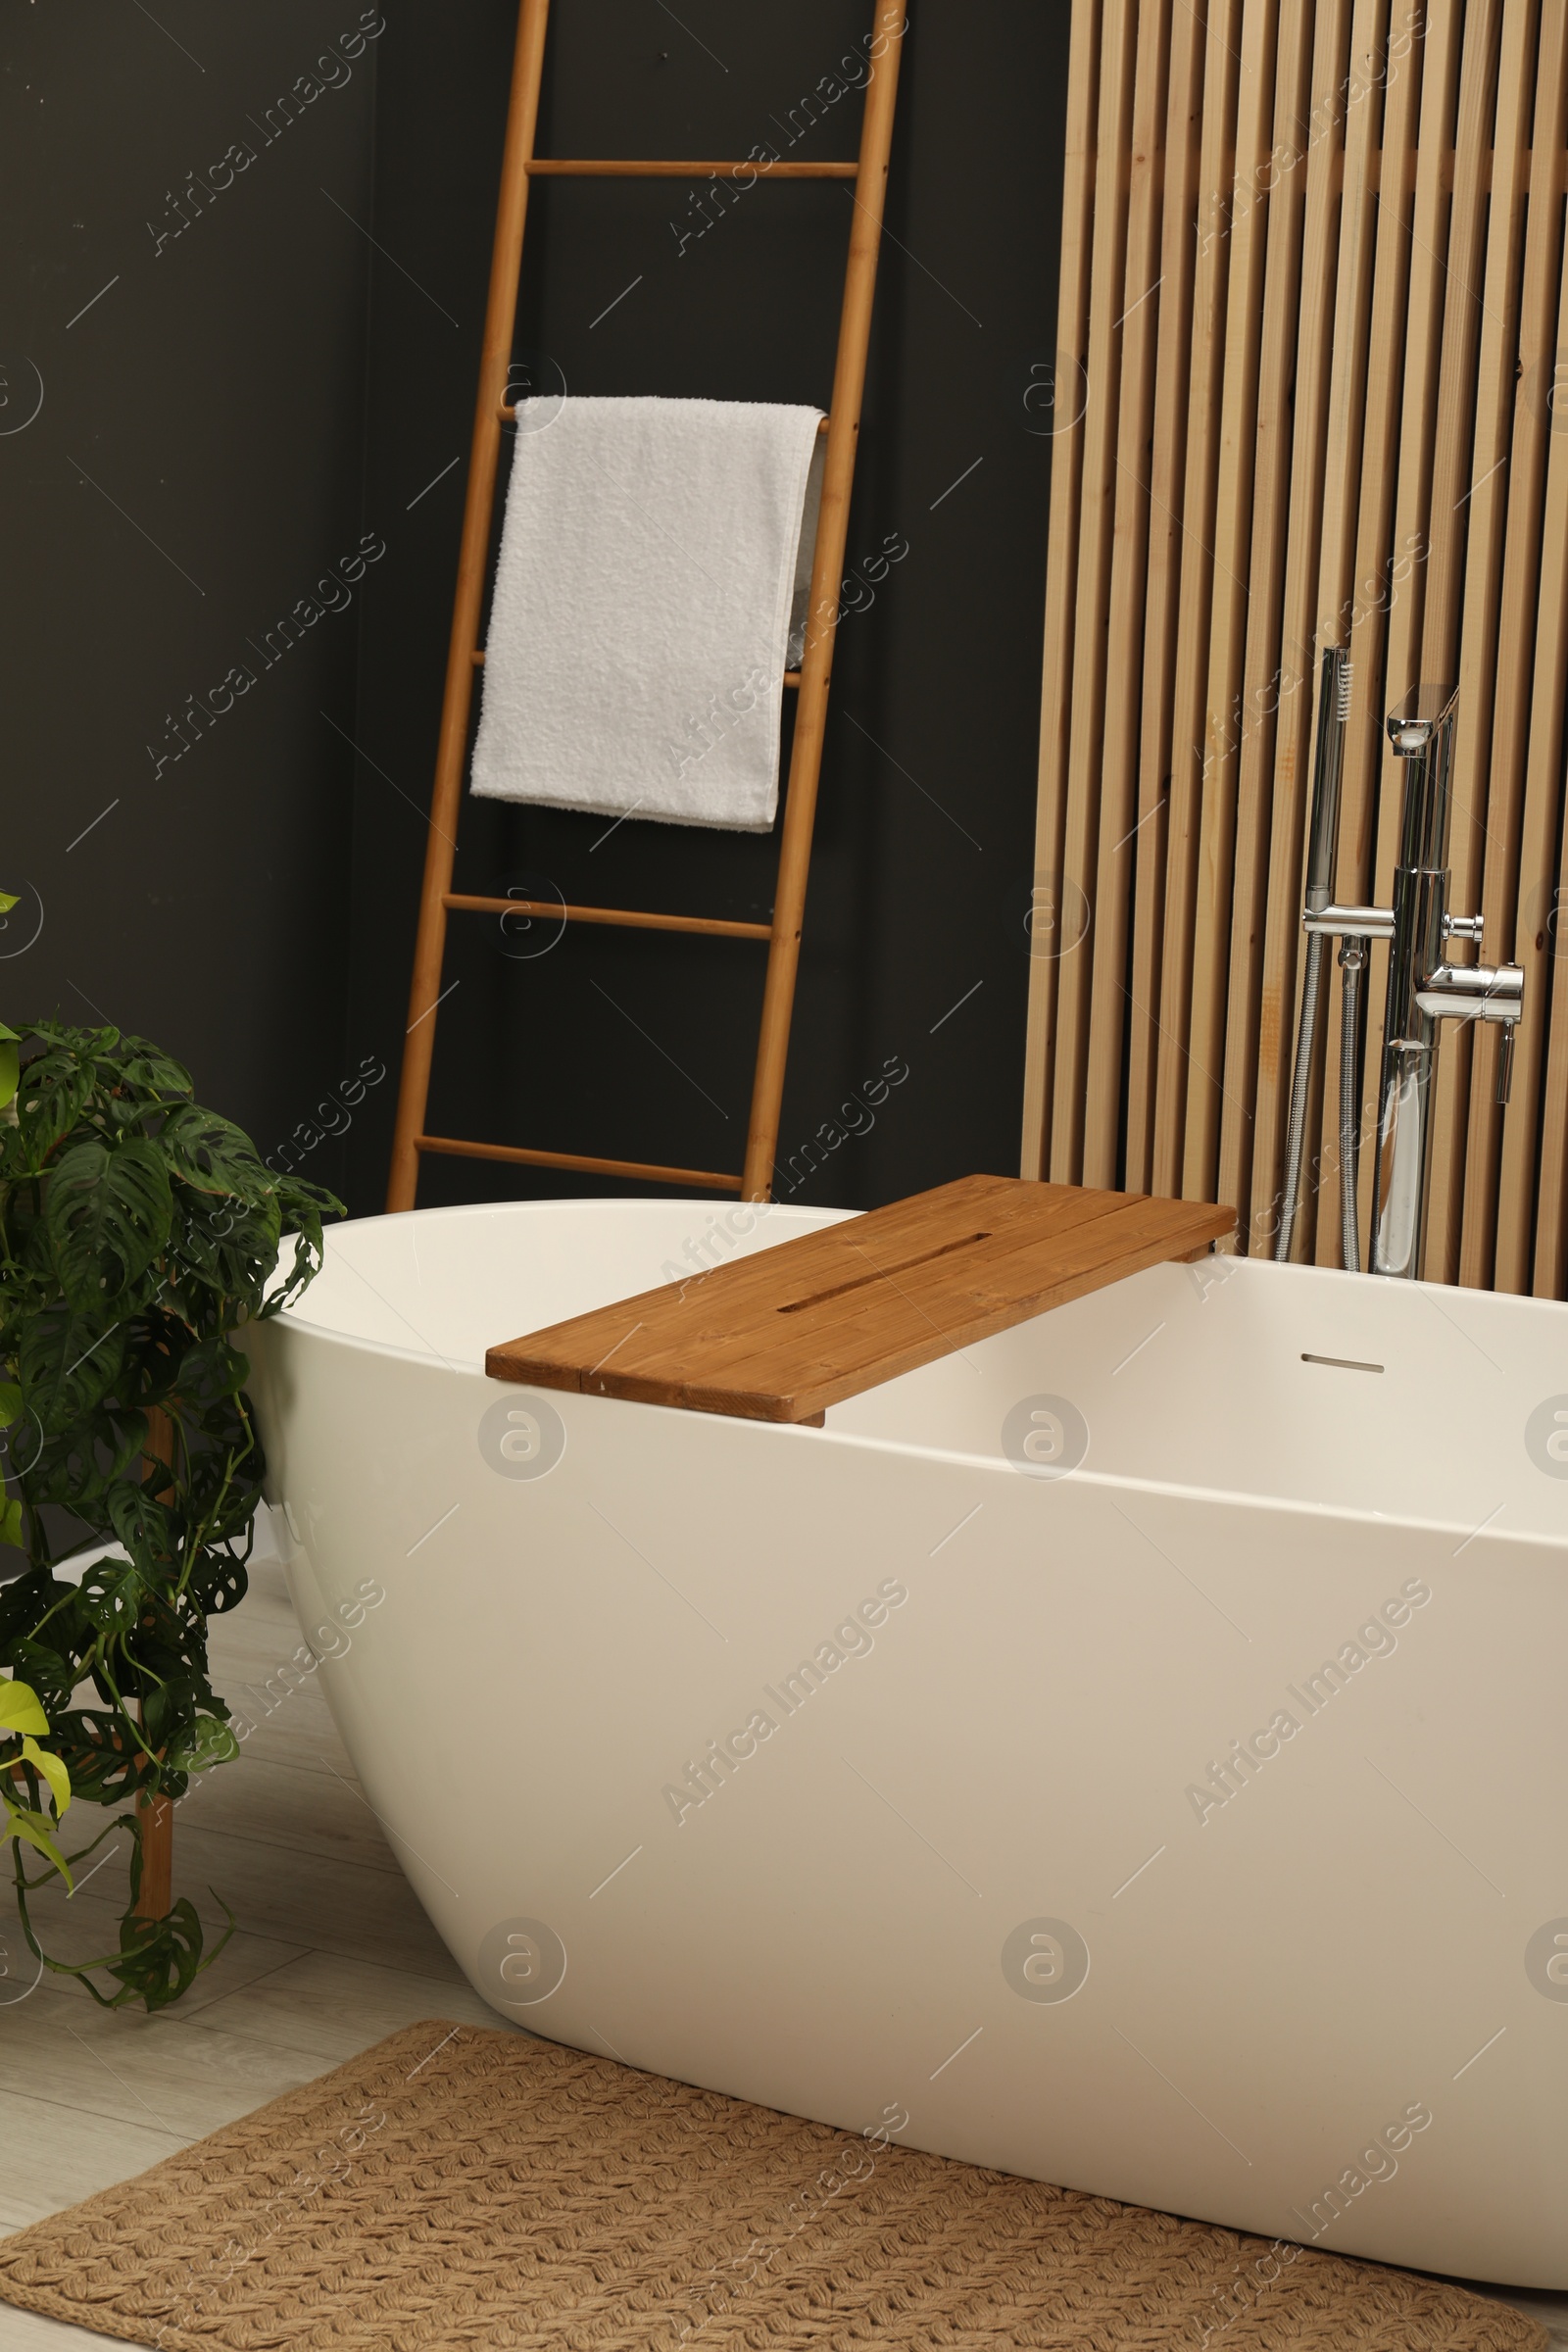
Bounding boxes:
[1276,668,1524,1278]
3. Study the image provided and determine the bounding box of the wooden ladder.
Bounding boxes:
[386,0,906,1212]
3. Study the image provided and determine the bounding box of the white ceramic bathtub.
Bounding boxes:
[242,1196,1568,2286]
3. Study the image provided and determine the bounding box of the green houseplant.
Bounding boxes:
[0,1012,339,2008]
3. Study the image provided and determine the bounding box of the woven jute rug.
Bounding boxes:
[0,2020,1545,2350]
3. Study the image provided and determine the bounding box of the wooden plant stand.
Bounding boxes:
[132,1406,175,1927]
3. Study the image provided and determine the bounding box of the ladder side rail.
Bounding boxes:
[739,0,908,1200]
[386,0,553,1211]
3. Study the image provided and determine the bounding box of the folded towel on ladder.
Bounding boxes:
[469,395,825,832]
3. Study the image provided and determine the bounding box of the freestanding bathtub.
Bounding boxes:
[243,1195,1568,2287]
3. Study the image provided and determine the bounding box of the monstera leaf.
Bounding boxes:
[165,1713,239,1776]
[106,1039,193,1107]
[7,1030,97,1167]
[43,1709,158,1805]
[18,1304,128,1435]
[75,1552,152,1638]
[45,1136,172,1309]
[160,1103,273,1201]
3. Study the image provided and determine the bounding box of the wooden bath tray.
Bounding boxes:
[486,1175,1234,1425]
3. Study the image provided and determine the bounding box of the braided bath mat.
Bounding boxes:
[0,2021,1545,2350]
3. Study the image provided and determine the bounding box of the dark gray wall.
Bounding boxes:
[1,1,378,1201]
[3,3,1069,1219]
[344,0,1070,1214]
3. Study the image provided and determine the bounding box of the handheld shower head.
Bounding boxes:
[1304,645,1352,912]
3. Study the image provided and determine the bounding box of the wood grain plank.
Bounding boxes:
[1050,0,1142,1182]
[1152,0,1246,1195]
[1021,0,1103,1180]
[1082,0,1173,1187]
[618,1197,1193,1394]
[1181,0,1282,1201]
[488,1178,1233,1422]
[1125,0,1209,1194]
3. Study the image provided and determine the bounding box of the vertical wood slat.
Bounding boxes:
[1452,0,1544,1288]
[1246,0,1356,1254]
[1496,3,1568,1292]
[1151,0,1248,1196]
[1181,0,1285,1202]
[1020,0,1104,1182]
[1213,0,1318,1235]
[1413,0,1506,1280]
[1355,0,1468,1257]
[1124,0,1209,1194]
[1048,0,1143,1182]
[1308,0,1389,1267]
[1080,0,1175,1188]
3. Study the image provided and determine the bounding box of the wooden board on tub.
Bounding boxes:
[484,1175,1235,1425]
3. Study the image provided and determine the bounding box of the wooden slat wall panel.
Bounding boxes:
[1024,0,1568,1298]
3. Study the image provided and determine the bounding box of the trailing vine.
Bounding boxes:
[0,1014,339,2008]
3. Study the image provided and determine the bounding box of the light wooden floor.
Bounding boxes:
[0,1557,1563,2350]
[0,1554,514,2349]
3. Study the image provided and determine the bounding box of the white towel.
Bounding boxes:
[469,396,825,833]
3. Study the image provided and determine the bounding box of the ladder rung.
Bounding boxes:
[469,651,801,689]
[445,893,771,941]
[525,159,858,179]
[416,1134,743,1193]
[499,407,832,432]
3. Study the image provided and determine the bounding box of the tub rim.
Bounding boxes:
[246,1305,1567,1558]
